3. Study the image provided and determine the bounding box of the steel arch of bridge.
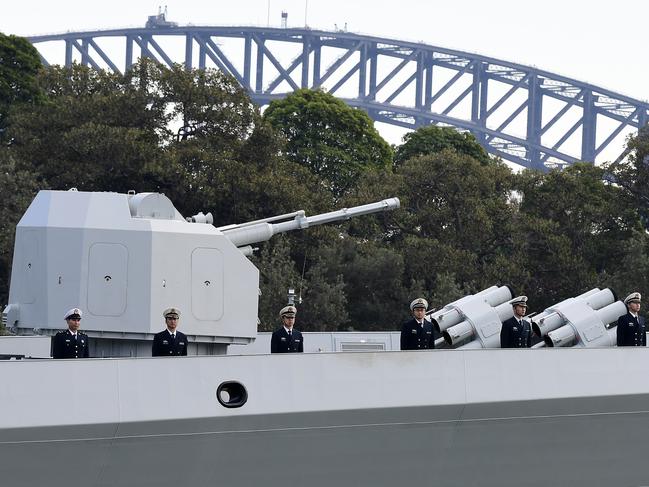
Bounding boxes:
[29,26,649,170]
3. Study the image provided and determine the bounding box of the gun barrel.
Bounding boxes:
[222,197,400,248]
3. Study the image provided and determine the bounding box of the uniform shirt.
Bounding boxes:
[500,316,532,348]
[616,312,646,347]
[52,330,90,358]
[270,327,304,353]
[152,329,188,356]
[400,318,435,350]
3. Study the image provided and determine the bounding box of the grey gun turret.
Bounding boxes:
[3,190,399,358]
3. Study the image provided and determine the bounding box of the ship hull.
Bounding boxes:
[2,348,649,486]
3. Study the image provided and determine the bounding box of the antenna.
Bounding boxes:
[304,0,308,27]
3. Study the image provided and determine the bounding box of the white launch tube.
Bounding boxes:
[443,320,474,346]
[545,324,577,347]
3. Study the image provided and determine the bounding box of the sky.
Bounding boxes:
[1,0,647,156]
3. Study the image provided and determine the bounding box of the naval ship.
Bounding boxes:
[1,190,647,487]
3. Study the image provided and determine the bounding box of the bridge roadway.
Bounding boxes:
[29,25,649,170]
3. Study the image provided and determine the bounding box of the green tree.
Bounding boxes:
[7,62,168,192]
[299,261,348,331]
[145,64,336,223]
[606,126,649,229]
[600,230,649,318]
[344,147,520,317]
[0,33,43,135]
[394,125,491,166]
[0,148,40,318]
[304,238,408,330]
[263,88,392,197]
[515,163,644,310]
[254,236,302,331]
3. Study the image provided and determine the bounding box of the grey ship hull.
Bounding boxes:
[2,348,649,487]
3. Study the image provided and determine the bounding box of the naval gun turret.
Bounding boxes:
[3,190,399,357]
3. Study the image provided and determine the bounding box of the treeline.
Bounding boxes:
[1,32,648,333]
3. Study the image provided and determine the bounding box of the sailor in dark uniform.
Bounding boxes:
[271,306,304,353]
[152,307,188,356]
[52,307,90,359]
[616,292,646,347]
[500,296,532,348]
[400,298,435,350]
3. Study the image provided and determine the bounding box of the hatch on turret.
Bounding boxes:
[87,243,128,316]
[191,248,224,321]
[19,230,39,305]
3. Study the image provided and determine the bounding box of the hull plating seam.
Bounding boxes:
[2,407,649,445]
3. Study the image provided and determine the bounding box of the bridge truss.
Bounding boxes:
[29,25,649,169]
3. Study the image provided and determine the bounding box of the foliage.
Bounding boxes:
[0,33,43,135]
[0,148,40,310]
[514,163,644,310]
[263,88,392,197]
[299,261,348,332]
[394,125,491,166]
[7,62,168,192]
[340,148,519,323]
[606,126,649,230]
[254,236,302,331]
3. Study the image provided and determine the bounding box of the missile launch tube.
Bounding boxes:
[494,301,514,322]
[443,320,474,346]
[434,337,447,348]
[583,288,617,311]
[533,312,566,338]
[595,300,627,327]
[431,308,463,333]
[428,286,499,330]
[482,286,514,307]
[430,285,511,334]
[531,288,601,333]
[475,285,500,296]
[545,324,577,347]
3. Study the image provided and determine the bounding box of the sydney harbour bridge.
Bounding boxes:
[28,15,649,170]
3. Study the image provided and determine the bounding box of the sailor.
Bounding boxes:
[152,308,188,356]
[52,308,90,359]
[400,298,435,350]
[616,292,646,347]
[271,306,304,353]
[500,296,532,348]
